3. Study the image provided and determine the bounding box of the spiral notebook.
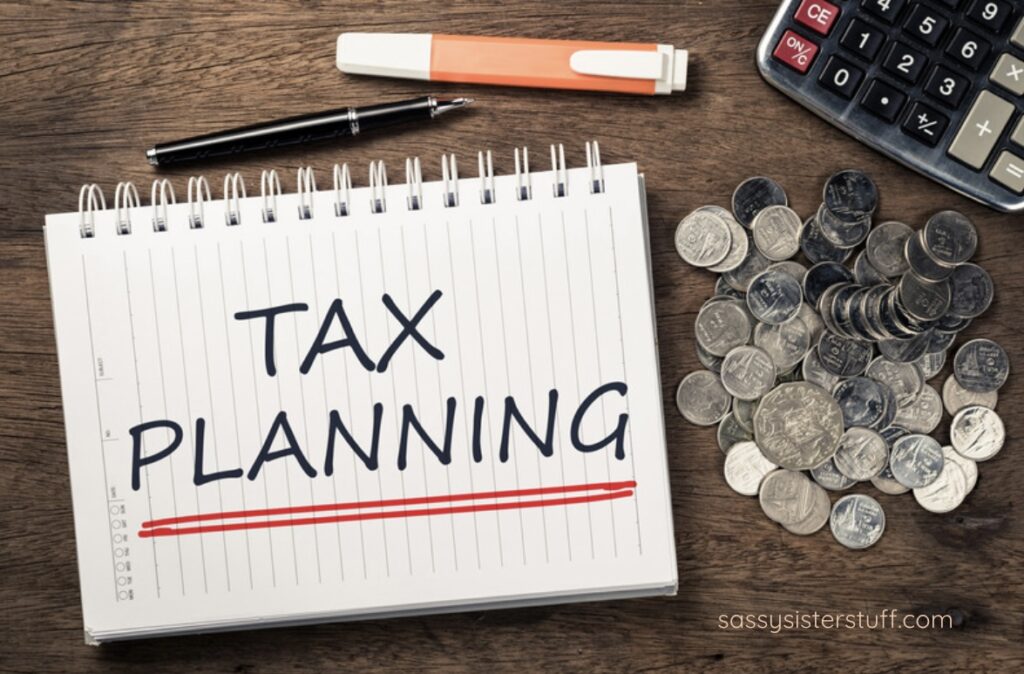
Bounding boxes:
[43,143,676,643]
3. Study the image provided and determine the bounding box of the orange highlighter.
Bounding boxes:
[337,33,688,95]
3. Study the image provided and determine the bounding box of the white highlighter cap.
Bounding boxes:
[337,32,433,80]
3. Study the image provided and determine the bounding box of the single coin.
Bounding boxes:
[718,412,753,454]
[747,269,803,324]
[941,374,998,415]
[800,215,852,264]
[914,460,968,514]
[811,458,856,491]
[833,377,890,429]
[866,356,923,407]
[732,176,788,228]
[675,209,732,267]
[696,340,724,373]
[797,302,825,344]
[759,469,818,525]
[923,210,978,265]
[754,318,810,372]
[950,405,1005,462]
[695,300,752,357]
[890,434,945,489]
[833,427,889,481]
[753,382,845,470]
[723,246,773,292]
[942,445,978,494]
[715,275,745,299]
[898,273,950,322]
[893,384,943,434]
[817,202,872,248]
[866,221,912,277]
[913,350,946,381]
[871,460,910,495]
[752,205,802,261]
[723,441,778,496]
[676,370,731,426]
[705,207,751,273]
[720,345,777,401]
[853,250,889,286]
[803,262,856,308]
[817,331,873,377]
[823,169,879,223]
[733,397,758,433]
[905,229,955,281]
[783,483,832,536]
[830,494,885,550]
[802,347,840,392]
[947,263,994,319]
[953,338,1009,393]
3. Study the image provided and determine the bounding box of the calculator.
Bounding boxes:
[757,0,1024,214]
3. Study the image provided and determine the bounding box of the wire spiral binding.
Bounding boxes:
[75,141,607,237]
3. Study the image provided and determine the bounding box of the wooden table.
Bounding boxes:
[2,1,1021,671]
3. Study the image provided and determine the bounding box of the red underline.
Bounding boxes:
[137,481,638,539]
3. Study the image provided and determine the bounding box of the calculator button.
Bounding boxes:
[841,19,887,61]
[990,53,1024,96]
[902,101,950,146]
[773,30,820,74]
[795,0,842,36]
[903,4,949,47]
[860,79,907,121]
[924,65,971,107]
[947,90,1015,169]
[819,55,866,98]
[1012,118,1024,148]
[966,0,1013,34]
[882,42,928,83]
[862,0,907,24]
[931,0,962,7]
[989,151,1024,193]
[946,28,991,71]
[1013,17,1024,49]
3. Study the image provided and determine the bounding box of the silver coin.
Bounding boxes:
[676,370,731,426]
[803,262,856,309]
[865,356,923,407]
[913,350,946,382]
[823,169,879,223]
[923,210,978,265]
[783,483,832,535]
[811,457,856,491]
[759,469,818,525]
[878,424,910,449]
[889,434,945,488]
[913,460,968,514]
[865,221,912,277]
[696,340,724,373]
[877,331,931,364]
[897,273,950,322]
[723,246,773,292]
[718,412,753,454]
[925,329,956,356]
[830,494,885,550]
[950,405,1005,462]
[832,377,890,429]
[801,215,852,264]
[942,374,998,415]
[935,311,971,334]
[953,338,1009,393]
[732,176,788,228]
[796,302,825,344]
[754,318,810,372]
[905,229,955,281]
[752,205,802,261]
[817,331,873,377]
[705,207,751,273]
[720,345,777,401]
[746,269,803,324]
[733,397,758,432]
[817,202,871,248]
[675,209,732,267]
[715,275,745,299]
[753,382,845,470]
[893,384,943,434]
[695,300,752,357]
[768,260,808,285]
[948,263,994,319]
[853,251,889,286]
[802,347,840,392]
[870,460,910,495]
[833,427,889,481]
[723,440,778,496]
[942,445,978,494]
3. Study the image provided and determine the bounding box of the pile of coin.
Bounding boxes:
[674,172,1009,550]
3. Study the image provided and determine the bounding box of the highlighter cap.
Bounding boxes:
[337,33,433,80]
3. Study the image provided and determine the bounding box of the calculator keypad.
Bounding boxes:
[758,0,1024,212]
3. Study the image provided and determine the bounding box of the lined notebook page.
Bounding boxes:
[44,162,676,640]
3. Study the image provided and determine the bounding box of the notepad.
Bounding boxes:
[44,145,676,643]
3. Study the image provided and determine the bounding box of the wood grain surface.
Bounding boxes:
[1,1,1022,671]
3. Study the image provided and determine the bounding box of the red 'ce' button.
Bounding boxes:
[794,0,841,36]
[773,30,819,74]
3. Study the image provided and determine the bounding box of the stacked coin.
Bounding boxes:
[674,171,1009,550]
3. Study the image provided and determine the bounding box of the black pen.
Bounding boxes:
[145,96,473,167]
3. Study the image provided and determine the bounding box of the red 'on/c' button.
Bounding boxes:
[794,0,841,36]
[772,30,819,74]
